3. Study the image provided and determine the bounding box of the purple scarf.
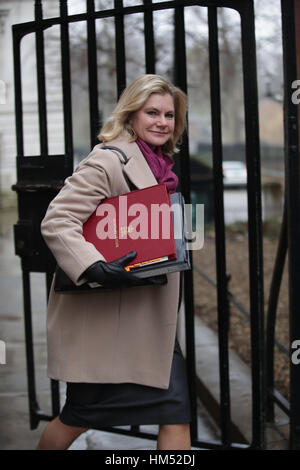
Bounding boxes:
[136,138,178,194]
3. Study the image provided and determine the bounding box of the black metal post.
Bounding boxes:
[239,0,265,449]
[12,29,24,157]
[281,0,300,451]
[265,202,287,423]
[60,0,74,161]
[87,0,100,147]
[174,4,198,444]
[143,0,156,74]
[114,0,126,97]
[22,267,40,429]
[35,0,48,156]
[208,6,231,448]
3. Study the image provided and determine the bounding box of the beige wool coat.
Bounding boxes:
[41,133,180,389]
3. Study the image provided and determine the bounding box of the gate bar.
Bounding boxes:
[22,267,39,429]
[281,0,300,450]
[35,0,48,155]
[143,0,156,74]
[87,0,100,147]
[22,266,54,428]
[60,0,74,159]
[174,4,198,443]
[12,30,24,157]
[114,0,127,97]
[208,6,232,447]
[45,269,61,418]
[265,202,287,422]
[239,0,265,448]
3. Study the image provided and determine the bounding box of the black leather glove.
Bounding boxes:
[81,251,167,288]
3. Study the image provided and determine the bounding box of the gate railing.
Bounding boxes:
[12,0,300,449]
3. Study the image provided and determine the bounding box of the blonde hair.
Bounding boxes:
[98,74,187,154]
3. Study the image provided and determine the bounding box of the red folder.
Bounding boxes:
[82,183,177,270]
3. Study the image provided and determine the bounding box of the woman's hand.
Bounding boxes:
[81,251,167,288]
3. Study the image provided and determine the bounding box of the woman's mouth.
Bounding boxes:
[149,131,168,135]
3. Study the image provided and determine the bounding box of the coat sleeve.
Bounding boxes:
[41,148,118,285]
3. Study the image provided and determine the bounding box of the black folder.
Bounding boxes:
[131,192,191,278]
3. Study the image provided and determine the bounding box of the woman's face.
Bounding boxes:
[131,93,175,148]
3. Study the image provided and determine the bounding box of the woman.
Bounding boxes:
[36,74,191,450]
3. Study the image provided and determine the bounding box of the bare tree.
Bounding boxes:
[68,0,283,150]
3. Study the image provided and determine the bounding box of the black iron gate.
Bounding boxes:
[11,0,300,450]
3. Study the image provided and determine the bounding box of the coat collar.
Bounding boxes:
[99,133,158,190]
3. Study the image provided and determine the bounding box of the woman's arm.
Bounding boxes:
[41,149,117,285]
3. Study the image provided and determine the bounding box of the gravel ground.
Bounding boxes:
[192,220,290,401]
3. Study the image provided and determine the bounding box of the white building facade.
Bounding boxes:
[0,0,64,208]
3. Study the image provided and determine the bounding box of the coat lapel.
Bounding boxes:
[101,134,158,190]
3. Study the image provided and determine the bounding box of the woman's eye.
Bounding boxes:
[146,110,174,118]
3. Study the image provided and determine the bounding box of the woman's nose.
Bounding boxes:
[157,115,167,126]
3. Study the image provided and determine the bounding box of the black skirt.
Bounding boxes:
[59,337,191,428]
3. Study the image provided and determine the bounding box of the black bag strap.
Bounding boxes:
[102,144,136,191]
[102,145,129,164]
